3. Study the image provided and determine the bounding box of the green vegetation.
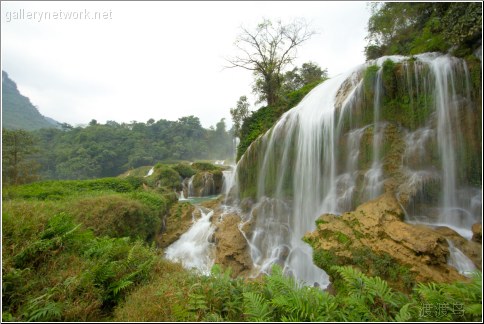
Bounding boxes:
[171,163,197,179]
[237,79,323,161]
[227,19,315,106]
[3,175,481,322]
[365,2,482,60]
[2,128,40,185]
[114,264,481,322]
[14,115,234,181]
[2,71,59,131]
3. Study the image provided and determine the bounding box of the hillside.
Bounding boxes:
[2,71,60,130]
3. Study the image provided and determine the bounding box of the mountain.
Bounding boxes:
[2,70,60,130]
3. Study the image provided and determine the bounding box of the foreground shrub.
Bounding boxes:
[2,212,158,322]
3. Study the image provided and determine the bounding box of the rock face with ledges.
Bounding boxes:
[304,193,479,287]
[213,213,252,278]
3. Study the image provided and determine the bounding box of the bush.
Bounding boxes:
[2,211,158,321]
[71,194,162,241]
[172,163,197,178]
[145,164,181,189]
[191,162,220,172]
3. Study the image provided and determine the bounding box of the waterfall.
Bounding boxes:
[222,165,236,196]
[164,207,215,274]
[145,166,154,177]
[232,53,481,286]
[187,175,194,197]
[446,239,476,277]
[179,190,187,201]
[362,68,384,201]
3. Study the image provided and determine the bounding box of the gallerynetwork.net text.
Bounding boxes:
[5,9,112,22]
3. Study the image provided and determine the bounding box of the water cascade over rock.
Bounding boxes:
[165,207,216,274]
[231,53,481,286]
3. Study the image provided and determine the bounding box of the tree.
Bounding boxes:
[300,62,327,85]
[226,18,316,106]
[281,62,327,93]
[2,128,40,185]
[230,96,250,138]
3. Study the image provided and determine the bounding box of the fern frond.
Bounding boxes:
[109,279,133,296]
[394,303,413,321]
[243,291,272,322]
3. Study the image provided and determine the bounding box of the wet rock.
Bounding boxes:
[213,213,252,277]
[155,202,195,248]
[472,223,482,243]
[305,193,468,288]
[240,197,255,212]
[435,226,482,270]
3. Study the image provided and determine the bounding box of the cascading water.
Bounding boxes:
[362,68,384,201]
[446,239,477,277]
[145,166,154,177]
[231,53,481,285]
[222,165,236,197]
[164,207,215,274]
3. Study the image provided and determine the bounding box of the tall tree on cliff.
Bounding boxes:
[226,18,315,106]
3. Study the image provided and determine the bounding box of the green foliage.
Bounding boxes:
[2,128,40,185]
[331,265,409,321]
[12,212,84,269]
[2,209,158,321]
[71,195,161,241]
[28,114,233,181]
[237,79,322,161]
[145,163,182,189]
[191,161,222,172]
[227,19,315,106]
[230,96,251,138]
[2,177,138,200]
[365,2,482,59]
[172,163,197,178]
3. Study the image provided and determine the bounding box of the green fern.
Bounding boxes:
[109,279,133,296]
[394,303,413,321]
[23,292,62,322]
[243,291,272,321]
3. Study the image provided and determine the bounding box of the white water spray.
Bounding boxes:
[164,208,215,274]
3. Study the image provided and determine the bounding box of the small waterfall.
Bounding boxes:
[446,239,476,277]
[179,190,187,201]
[222,165,236,196]
[164,207,215,274]
[188,175,194,197]
[144,167,154,177]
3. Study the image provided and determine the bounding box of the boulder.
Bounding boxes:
[213,213,252,277]
[155,202,195,248]
[472,223,482,243]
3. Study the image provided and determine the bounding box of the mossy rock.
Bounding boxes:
[145,164,181,189]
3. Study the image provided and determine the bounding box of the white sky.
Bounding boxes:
[1,1,371,128]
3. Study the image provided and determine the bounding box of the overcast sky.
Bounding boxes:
[1,1,371,128]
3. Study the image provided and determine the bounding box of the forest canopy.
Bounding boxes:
[2,116,234,182]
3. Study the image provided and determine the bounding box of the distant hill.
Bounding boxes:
[2,70,60,130]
